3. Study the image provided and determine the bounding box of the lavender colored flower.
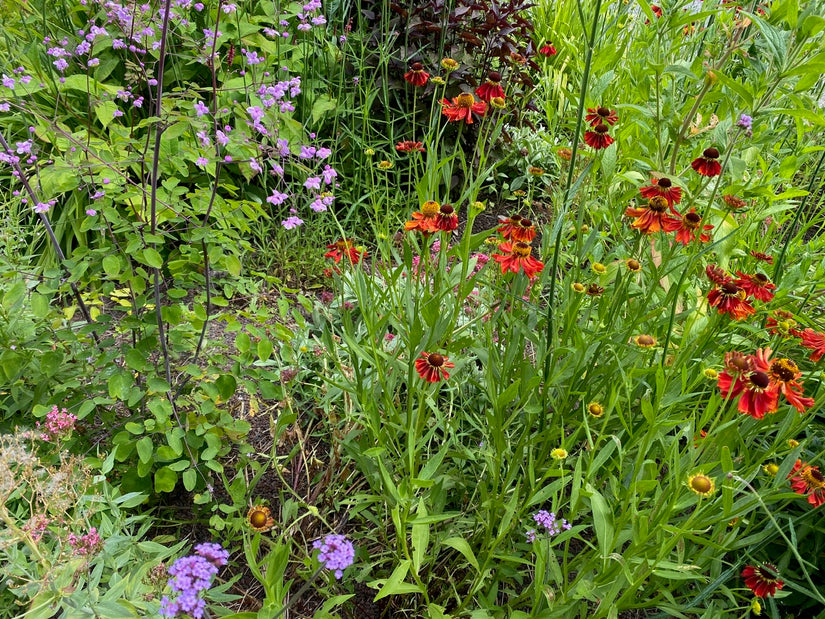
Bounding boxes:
[313,534,355,579]
[737,113,753,137]
[216,130,229,146]
[86,208,97,216]
[195,542,229,567]
[532,510,571,537]
[322,165,337,185]
[196,156,209,167]
[194,101,209,117]
[281,215,303,229]
[112,109,124,118]
[2,74,15,89]
[525,529,537,542]
[304,176,321,191]
[267,190,289,205]
[316,147,332,159]
[299,145,317,159]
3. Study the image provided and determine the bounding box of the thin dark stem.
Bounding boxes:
[0,132,99,345]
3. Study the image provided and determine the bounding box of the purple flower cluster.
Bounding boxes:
[737,113,753,138]
[530,510,571,539]
[68,527,103,555]
[159,543,228,619]
[313,534,355,579]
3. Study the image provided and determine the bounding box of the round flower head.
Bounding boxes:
[475,71,505,102]
[551,448,568,460]
[586,283,605,296]
[584,123,614,149]
[691,147,722,177]
[441,58,459,72]
[675,208,713,244]
[585,106,618,127]
[441,93,487,124]
[640,177,682,207]
[734,272,775,302]
[511,218,536,243]
[625,258,641,272]
[624,195,681,235]
[489,96,507,109]
[789,460,825,507]
[405,201,440,233]
[313,534,355,579]
[493,241,544,279]
[687,473,715,497]
[742,564,784,598]
[247,505,275,532]
[557,147,573,160]
[415,352,455,383]
[707,279,755,321]
[587,401,604,417]
[592,262,607,274]
[634,334,657,348]
[723,193,748,209]
[396,140,425,153]
[435,203,458,232]
[763,462,779,477]
[572,282,586,293]
[404,62,430,87]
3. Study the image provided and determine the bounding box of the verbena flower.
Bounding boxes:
[742,564,784,598]
[313,534,355,579]
[415,352,455,383]
[532,510,571,536]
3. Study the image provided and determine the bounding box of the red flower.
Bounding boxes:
[705,264,729,286]
[404,62,430,87]
[800,328,825,362]
[640,177,682,207]
[624,195,681,234]
[789,461,825,507]
[717,351,752,399]
[707,278,755,321]
[415,352,455,383]
[497,214,522,239]
[691,147,722,177]
[441,93,487,124]
[735,271,775,302]
[493,241,544,279]
[737,366,779,420]
[396,140,425,153]
[767,354,815,412]
[435,203,458,232]
[324,239,366,264]
[742,564,784,598]
[645,5,663,22]
[404,200,440,233]
[674,208,713,244]
[475,71,505,103]
[585,106,618,127]
[584,123,614,149]
[765,310,801,338]
[538,43,557,56]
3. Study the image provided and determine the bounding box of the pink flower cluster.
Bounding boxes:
[36,405,77,441]
[68,527,103,556]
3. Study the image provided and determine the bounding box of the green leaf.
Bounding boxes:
[311,95,337,123]
[215,374,237,401]
[586,484,614,558]
[235,332,251,353]
[154,466,177,493]
[257,338,273,361]
[30,292,51,318]
[136,436,154,464]
[183,468,197,491]
[411,499,429,576]
[143,248,164,268]
[443,537,479,572]
[372,560,424,600]
[95,101,120,129]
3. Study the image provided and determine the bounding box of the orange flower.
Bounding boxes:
[475,71,505,102]
[624,196,681,234]
[441,93,487,124]
[324,239,366,264]
[404,62,430,87]
[767,355,815,412]
[736,350,778,419]
[789,460,825,507]
[395,140,425,152]
[706,267,755,321]
[691,147,722,176]
[415,352,455,382]
[584,123,614,149]
[674,208,713,244]
[492,241,544,279]
[404,200,440,233]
